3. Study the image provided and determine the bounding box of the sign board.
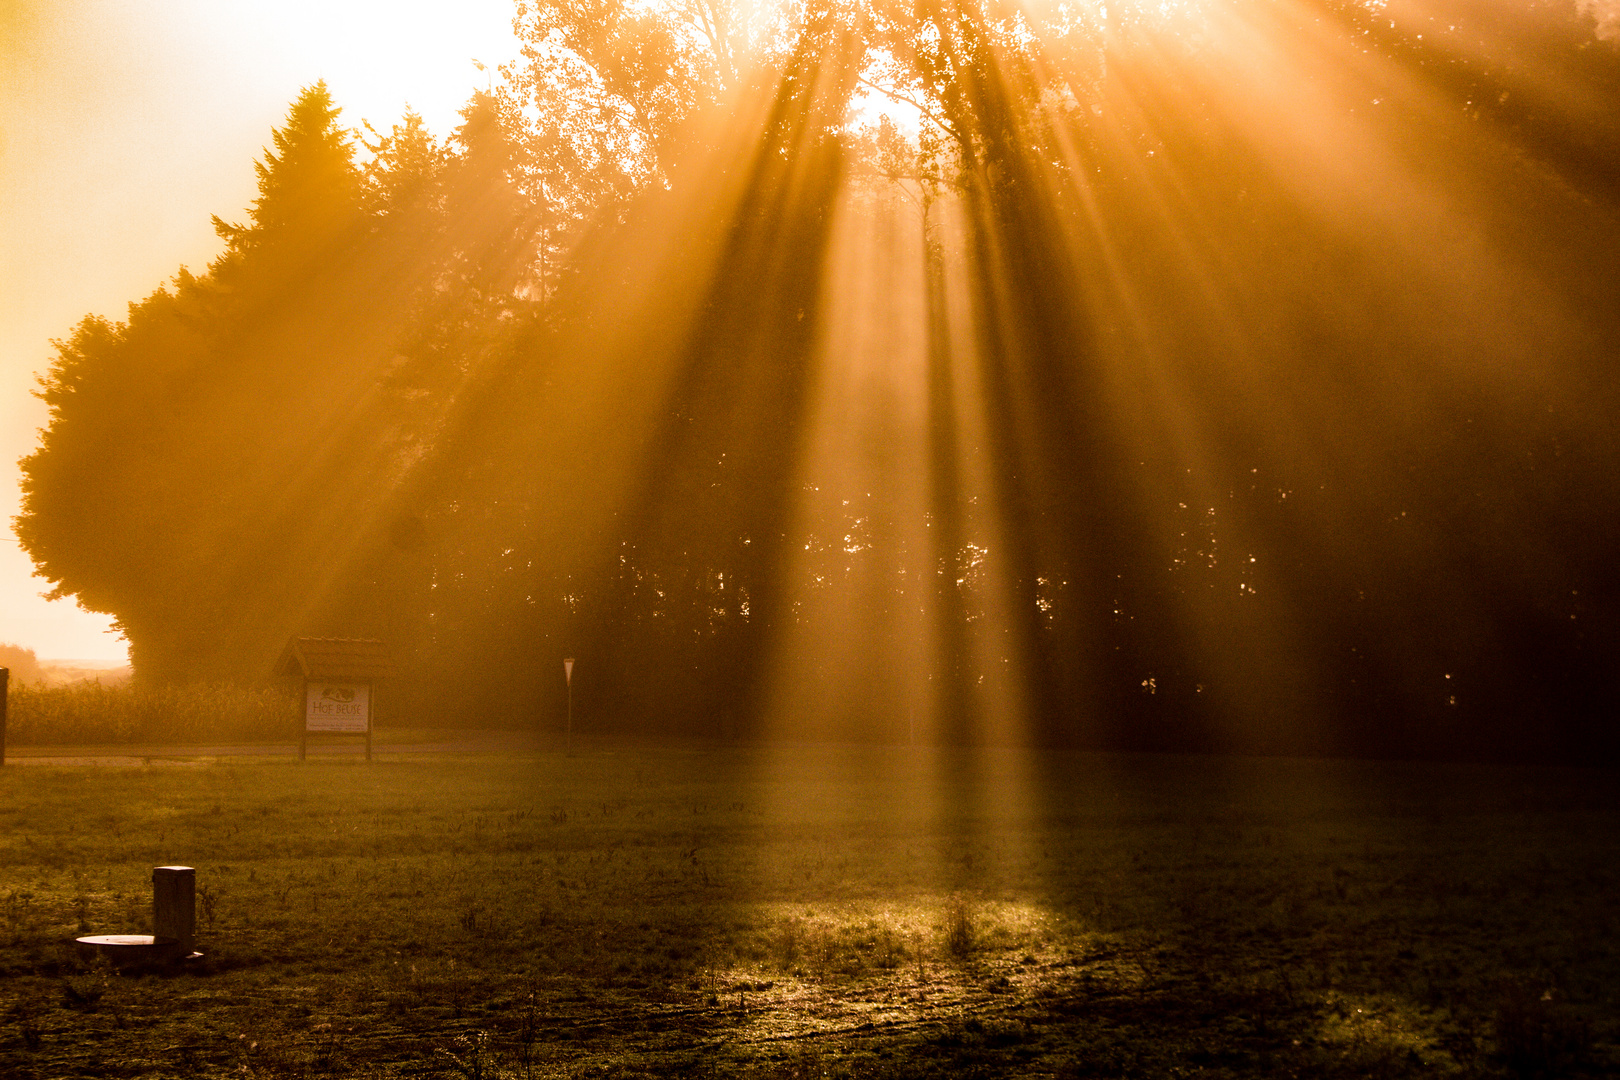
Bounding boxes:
[564,658,574,685]
[305,682,371,733]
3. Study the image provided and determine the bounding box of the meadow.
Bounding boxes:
[0,742,1614,1078]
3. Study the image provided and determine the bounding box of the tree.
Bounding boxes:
[17,86,456,682]
[363,108,448,222]
[18,11,1620,763]
[0,644,45,686]
[211,81,363,261]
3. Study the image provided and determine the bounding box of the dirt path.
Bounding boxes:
[3,729,546,765]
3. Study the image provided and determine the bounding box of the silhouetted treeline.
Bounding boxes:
[0,643,44,686]
[18,1,1620,763]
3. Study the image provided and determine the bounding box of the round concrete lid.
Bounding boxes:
[77,934,174,946]
[75,934,185,968]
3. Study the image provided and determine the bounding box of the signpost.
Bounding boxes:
[275,638,394,762]
[564,657,575,754]
[0,667,8,767]
[304,681,372,760]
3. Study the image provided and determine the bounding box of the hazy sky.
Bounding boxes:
[1,0,519,660]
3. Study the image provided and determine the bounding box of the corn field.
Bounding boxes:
[4,681,298,745]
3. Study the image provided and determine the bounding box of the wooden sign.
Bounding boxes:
[305,682,371,733]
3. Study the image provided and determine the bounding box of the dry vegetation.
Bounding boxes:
[4,682,297,746]
[0,744,1614,1078]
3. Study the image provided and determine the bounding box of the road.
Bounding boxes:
[3,730,547,765]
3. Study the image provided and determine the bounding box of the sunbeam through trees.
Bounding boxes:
[15,0,1620,763]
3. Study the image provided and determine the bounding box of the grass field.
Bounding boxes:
[0,742,1614,1078]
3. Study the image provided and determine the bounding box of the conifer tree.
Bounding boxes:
[363,108,447,221]
[212,81,363,261]
[20,85,385,681]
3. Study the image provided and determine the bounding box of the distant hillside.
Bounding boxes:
[36,660,132,686]
[2,646,133,686]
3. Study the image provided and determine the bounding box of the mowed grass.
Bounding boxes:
[0,743,1615,1078]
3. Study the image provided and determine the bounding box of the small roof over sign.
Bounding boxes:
[275,638,396,681]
